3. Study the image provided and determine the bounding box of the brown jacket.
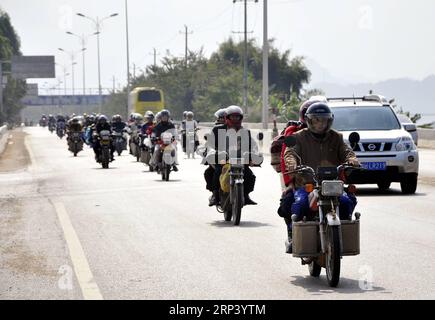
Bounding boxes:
[284,129,358,187]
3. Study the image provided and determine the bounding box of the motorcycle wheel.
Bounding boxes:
[102,148,110,169]
[232,184,243,226]
[308,261,322,277]
[325,225,341,287]
[164,165,170,181]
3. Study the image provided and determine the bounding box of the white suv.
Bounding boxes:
[327,95,419,194]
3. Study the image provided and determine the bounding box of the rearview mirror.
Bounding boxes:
[349,132,360,149]
[257,132,264,141]
[404,124,417,132]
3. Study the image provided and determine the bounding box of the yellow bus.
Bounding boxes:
[128,87,165,115]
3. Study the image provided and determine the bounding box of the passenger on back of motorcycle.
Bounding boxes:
[278,102,360,254]
[203,108,227,196]
[92,115,115,162]
[151,109,178,172]
[208,105,260,207]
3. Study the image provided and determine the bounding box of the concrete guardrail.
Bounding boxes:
[0,125,9,155]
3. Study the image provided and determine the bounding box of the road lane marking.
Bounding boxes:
[53,201,103,300]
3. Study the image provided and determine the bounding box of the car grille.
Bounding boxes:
[353,142,392,152]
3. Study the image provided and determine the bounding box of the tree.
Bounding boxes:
[102,38,312,123]
[0,8,25,125]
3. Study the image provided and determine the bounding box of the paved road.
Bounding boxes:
[0,127,434,300]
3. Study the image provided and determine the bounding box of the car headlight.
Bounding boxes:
[395,136,415,151]
[321,180,344,197]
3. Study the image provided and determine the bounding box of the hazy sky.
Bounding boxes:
[2,0,435,93]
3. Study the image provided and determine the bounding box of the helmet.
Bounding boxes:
[155,112,162,122]
[214,108,227,124]
[225,105,244,129]
[160,109,171,122]
[112,114,122,123]
[299,96,327,124]
[144,111,154,122]
[97,115,109,124]
[71,117,80,123]
[183,111,188,119]
[186,111,194,121]
[305,102,334,135]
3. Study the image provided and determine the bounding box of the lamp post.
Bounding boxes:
[58,48,83,97]
[76,12,119,112]
[66,31,97,97]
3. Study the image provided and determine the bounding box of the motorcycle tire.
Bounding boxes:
[102,148,110,169]
[165,165,170,181]
[232,183,243,226]
[326,225,341,287]
[309,261,322,277]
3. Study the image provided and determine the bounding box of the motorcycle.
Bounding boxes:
[97,130,112,169]
[112,130,128,156]
[139,133,154,171]
[39,117,48,127]
[216,133,264,225]
[285,133,362,287]
[48,122,56,133]
[182,128,200,159]
[129,129,141,162]
[56,122,66,139]
[156,130,177,181]
[68,131,84,157]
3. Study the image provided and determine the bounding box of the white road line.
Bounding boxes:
[53,201,103,300]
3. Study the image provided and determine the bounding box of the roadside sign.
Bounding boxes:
[11,56,55,79]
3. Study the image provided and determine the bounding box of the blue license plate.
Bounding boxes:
[361,162,387,171]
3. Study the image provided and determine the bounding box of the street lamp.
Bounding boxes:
[55,62,69,96]
[66,31,97,97]
[58,48,84,97]
[76,12,119,111]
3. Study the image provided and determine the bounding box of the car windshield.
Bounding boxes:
[331,106,401,131]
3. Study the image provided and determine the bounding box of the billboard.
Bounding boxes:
[11,56,55,79]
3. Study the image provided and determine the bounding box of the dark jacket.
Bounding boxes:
[153,121,175,138]
[284,128,358,187]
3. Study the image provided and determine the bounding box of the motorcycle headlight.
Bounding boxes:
[321,180,344,197]
[395,136,415,151]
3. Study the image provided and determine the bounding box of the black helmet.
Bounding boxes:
[305,102,334,135]
[160,109,171,121]
[112,114,122,123]
[98,115,108,124]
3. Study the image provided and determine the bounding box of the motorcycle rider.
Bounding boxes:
[128,113,143,155]
[182,111,199,153]
[48,114,56,130]
[111,114,127,133]
[92,115,115,162]
[151,109,178,172]
[140,111,155,136]
[66,117,84,151]
[279,102,360,253]
[208,105,259,207]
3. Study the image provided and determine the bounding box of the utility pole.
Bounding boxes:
[232,0,258,116]
[262,0,269,129]
[180,25,193,67]
[150,48,160,67]
[125,0,131,118]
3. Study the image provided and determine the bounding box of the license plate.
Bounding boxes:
[361,162,387,171]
